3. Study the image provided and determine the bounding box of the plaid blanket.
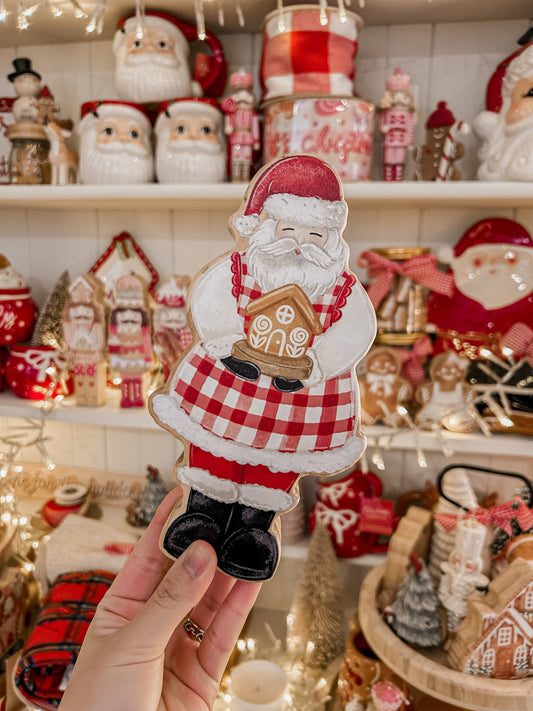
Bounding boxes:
[14,570,115,708]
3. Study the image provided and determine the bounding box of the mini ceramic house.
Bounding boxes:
[447,558,533,679]
[232,283,323,380]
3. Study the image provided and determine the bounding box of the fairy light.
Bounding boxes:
[0,0,8,21]
[236,2,244,27]
[194,0,206,39]
[338,0,347,22]
[277,0,285,32]
[134,0,145,39]
[319,0,328,26]
[50,3,62,17]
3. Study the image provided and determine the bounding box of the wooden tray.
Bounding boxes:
[358,563,533,711]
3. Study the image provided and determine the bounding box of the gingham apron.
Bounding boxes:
[172,252,357,458]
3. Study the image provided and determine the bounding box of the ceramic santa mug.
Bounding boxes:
[0,255,38,345]
[78,100,154,185]
[113,11,227,104]
[154,98,226,183]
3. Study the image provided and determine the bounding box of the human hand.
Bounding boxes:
[59,487,261,711]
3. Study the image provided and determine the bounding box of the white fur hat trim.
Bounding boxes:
[114,15,189,58]
[79,103,152,134]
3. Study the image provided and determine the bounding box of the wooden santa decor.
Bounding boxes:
[62,274,107,406]
[447,557,533,679]
[149,154,377,581]
[359,346,413,427]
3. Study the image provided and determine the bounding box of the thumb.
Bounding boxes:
[126,540,218,651]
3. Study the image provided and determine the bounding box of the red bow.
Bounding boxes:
[500,322,533,365]
[397,334,433,386]
[357,251,455,309]
[434,496,533,537]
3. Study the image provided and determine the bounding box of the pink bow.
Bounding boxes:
[357,251,454,309]
[397,334,433,386]
[500,322,533,365]
[434,497,533,537]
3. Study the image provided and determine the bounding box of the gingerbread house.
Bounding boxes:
[447,558,533,679]
[232,283,323,379]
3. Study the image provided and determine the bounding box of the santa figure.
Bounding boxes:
[153,275,193,378]
[108,274,153,408]
[150,155,376,581]
[378,67,416,181]
[78,100,154,185]
[113,11,226,105]
[221,69,260,182]
[474,42,533,180]
[428,218,533,359]
[154,98,226,184]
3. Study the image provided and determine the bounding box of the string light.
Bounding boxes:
[277,0,285,32]
[134,0,145,39]
[194,0,206,40]
[0,0,8,21]
[319,0,328,25]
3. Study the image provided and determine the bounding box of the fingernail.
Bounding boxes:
[183,541,211,578]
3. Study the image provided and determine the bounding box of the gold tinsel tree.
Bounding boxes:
[286,522,346,671]
[31,270,70,349]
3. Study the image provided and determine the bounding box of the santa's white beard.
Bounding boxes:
[115,54,191,103]
[476,108,533,180]
[80,139,154,184]
[156,138,226,183]
[247,220,347,301]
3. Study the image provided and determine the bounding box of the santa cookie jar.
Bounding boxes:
[428,217,533,359]
[154,98,226,184]
[78,100,154,184]
[474,39,533,180]
[0,254,38,345]
[113,11,226,105]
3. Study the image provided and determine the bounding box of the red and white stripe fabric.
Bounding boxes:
[260,7,361,102]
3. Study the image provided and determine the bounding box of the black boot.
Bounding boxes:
[163,490,232,559]
[218,504,279,581]
[273,376,303,392]
[221,356,260,381]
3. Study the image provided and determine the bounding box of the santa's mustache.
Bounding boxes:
[257,237,336,269]
[166,138,223,155]
[95,141,148,156]
[121,53,178,67]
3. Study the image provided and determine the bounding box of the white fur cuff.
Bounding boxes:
[177,467,239,504]
[238,483,296,512]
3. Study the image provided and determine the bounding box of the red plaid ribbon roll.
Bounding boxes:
[357,250,454,309]
[14,570,115,708]
[500,322,533,364]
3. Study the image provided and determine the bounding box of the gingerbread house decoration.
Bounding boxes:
[447,558,533,679]
[232,283,323,380]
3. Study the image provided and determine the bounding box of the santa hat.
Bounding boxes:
[232,155,347,237]
[485,30,533,112]
[438,217,533,264]
[79,100,153,134]
[426,101,456,129]
[114,11,190,60]
[155,97,222,135]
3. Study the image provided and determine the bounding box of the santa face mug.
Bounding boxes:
[149,154,377,581]
[78,100,154,184]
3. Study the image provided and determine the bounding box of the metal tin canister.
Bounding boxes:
[262,96,374,181]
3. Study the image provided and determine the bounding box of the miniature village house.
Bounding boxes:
[447,558,533,679]
[232,283,323,379]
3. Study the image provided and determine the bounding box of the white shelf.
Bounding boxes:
[0,391,530,457]
[1,182,533,212]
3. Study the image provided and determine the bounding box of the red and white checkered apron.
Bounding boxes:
[260,7,360,101]
[172,252,357,457]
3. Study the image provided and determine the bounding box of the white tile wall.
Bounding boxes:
[0,19,531,500]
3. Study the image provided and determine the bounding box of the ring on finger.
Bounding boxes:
[183,616,206,642]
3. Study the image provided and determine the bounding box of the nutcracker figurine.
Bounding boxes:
[221,69,260,182]
[108,274,153,408]
[62,274,107,406]
[378,67,416,181]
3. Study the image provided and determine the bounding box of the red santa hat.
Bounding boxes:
[426,101,456,129]
[485,33,533,112]
[439,217,533,264]
[155,97,222,134]
[232,155,347,236]
[79,100,153,133]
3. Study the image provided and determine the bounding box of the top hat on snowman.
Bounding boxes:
[8,57,41,83]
